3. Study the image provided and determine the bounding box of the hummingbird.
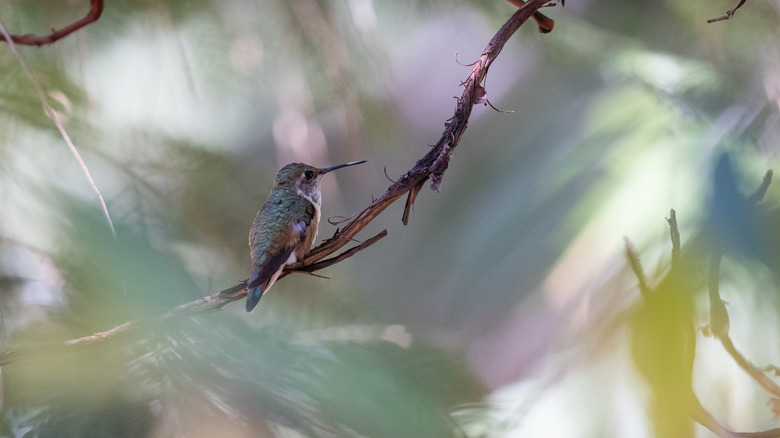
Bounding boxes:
[245,160,366,312]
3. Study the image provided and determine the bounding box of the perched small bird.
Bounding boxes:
[245,160,366,312]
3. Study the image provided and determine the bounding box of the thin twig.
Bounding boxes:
[707,0,748,23]
[0,17,116,237]
[693,398,780,438]
[721,335,780,399]
[327,207,362,225]
[0,282,247,364]
[282,230,388,276]
[383,166,397,184]
[0,0,104,46]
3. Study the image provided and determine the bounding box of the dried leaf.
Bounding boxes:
[474,85,488,105]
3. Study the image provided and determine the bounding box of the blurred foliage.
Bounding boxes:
[0,0,779,437]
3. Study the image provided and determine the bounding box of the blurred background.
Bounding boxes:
[1,0,779,437]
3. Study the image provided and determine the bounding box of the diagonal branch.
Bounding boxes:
[629,177,780,437]
[0,0,104,46]
[506,0,555,33]
[0,12,117,237]
[707,0,749,23]
[694,397,780,438]
[720,334,780,399]
[292,0,551,267]
[706,169,780,402]
[0,1,553,363]
[282,230,388,277]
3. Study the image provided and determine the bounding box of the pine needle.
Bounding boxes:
[0,19,116,237]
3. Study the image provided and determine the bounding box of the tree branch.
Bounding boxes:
[694,398,780,438]
[0,1,553,363]
[506,0,555,33]
[698,169,780,435]
[705,169,780,401]
[0,0,104,46]
[296,0,551,265]
[282,230,388,279]
[720,334,780,399]
[629,185,780,437]
[707,0,749,23]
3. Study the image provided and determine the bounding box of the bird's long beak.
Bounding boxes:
[321,160,367,174]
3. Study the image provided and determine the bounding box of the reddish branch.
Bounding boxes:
[506,0,555,33]
[0,0,104,46]
[296,0,551,265]
[0,0,553,364]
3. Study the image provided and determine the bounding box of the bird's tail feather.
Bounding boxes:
[246,286,263,312]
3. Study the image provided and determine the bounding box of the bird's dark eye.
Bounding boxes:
[304,170,315,179]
